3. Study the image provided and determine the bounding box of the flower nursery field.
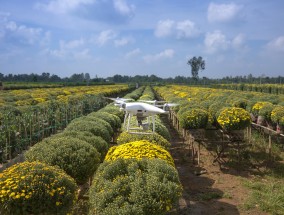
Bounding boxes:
[0,84,284,215]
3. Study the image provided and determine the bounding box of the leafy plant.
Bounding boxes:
[25,136,100,185]
[0,161,77,215]
[66,119,111,142]
[179,108,209,129]
[89,158,182,215]
[105,140,174,166]
[217,107,251,131]
[117,132,171,149]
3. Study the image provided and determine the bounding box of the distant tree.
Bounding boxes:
[84,73,91,85]
[187,56,205,80]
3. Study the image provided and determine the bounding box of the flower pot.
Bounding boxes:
[257,115,265,125]
[276,124,283,134]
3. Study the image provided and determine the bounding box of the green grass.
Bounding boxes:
[243,177,284,214]
[240,131,284,215]
[198,192,223,201]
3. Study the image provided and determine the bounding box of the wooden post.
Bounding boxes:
[268,133,272,159]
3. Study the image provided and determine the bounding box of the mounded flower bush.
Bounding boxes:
[51,131,109,161]
[89,158,182,215]
[99,105,125,121]
[149,121,171,141]
[66,119,111,142]
[71,116,114,137]
[105,140,174,167]
[252,102,273,116]
[217,107,251,131]
[25,136,100,185]
[0,161,77,215]
[117,131,171,149]
[179,108,209,129]
[271,106,284,124]
[88,111,122,131]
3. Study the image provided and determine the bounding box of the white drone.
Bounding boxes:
[111,99,178,134]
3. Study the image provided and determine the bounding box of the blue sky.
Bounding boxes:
[1,0,284,79]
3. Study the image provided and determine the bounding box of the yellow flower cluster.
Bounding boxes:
[217,107,251,130]
[252,102,273,115]
[0,161,77,213]
[105,140,175,166]
[271,106,284,124]
[0,84,129,106]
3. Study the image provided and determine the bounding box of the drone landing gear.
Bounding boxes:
[124,113,156,134]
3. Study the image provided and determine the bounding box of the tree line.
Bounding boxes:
[0,72,283,85]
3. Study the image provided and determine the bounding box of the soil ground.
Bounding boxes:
[162,116,269,215]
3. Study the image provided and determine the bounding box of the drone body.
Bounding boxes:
[121,102,167,117]
[106,97,178,134]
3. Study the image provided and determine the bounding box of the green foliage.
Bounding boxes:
[50,131,109,161]
[88,111,121,131]
[25,136,100,185]
[0,161,77,215]
[149,121,171,141]
[89,158,182,215]
[117,131,171,149]
[71,116,114,136]
[243,177,284,215]
[66,119,111,142]
[258,103,275,121]
[271,105,284,124]
[179,108,209,129]
[217,107,251,131]
[99,105,125,121]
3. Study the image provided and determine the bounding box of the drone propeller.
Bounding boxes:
[106,97,133,104]
[138,100,166,104]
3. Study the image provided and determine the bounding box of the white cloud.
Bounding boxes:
[232,33,247,50]
[143,49,174,63]
[208,2,243,23]
[113,0,135,16]
[3,19,46,45]
[36,0,96,14]
[73,49,91,59]
[154,19,175,38]
[204,30,229,54]
[114,36,134,47]
[176,20,200,39]
[155,19,199,39]
[125,48,141,58]
[46,38,87,58]
[96,30,117,46]
[266,36,284,52]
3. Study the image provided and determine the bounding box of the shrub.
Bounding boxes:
[252,102,274,116]
[258,103,275,122]
[89,158,182,215]
[51,131,109,160]
[105,140,174,166]
[99,105,125,121]
[149,121,171,141]
[271,106,284,124]
[117,131,170,149]
[217,107,251,131]
[66,119,111,142]
[25,136,100,185]
[0,161,77,215]
[88,111,122,131]
[179,108,209,129]
[71,116,114,136]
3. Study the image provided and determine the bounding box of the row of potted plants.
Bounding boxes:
[154,85,284,133]
[0,85,131,164]
[88,86,182,214]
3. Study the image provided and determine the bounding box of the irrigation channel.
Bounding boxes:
[161,114,270,215]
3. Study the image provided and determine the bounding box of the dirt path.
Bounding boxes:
[161,116,268,215]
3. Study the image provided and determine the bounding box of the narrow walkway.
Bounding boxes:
[161,115,266,215]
